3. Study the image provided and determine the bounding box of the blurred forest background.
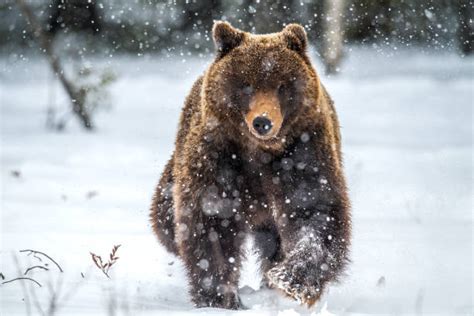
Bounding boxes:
[0,0,472,129]
[1,0,472,56]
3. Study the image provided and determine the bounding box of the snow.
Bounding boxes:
[1,47,473,315]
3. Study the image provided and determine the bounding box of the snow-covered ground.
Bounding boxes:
[1,47,472,315]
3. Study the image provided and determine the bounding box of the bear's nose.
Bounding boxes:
[252,116,273,136]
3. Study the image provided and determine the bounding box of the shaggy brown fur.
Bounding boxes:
[150,21,351,309]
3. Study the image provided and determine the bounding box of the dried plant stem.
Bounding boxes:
[2,277,42,287]
[90,245,121,278]
[24,266,49,275]
[20,249,64,273]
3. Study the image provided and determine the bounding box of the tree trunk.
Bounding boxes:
[15,0,93,130]
[458,0,473,55]
[322,0,345,75]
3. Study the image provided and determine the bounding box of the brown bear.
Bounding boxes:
[150,21,351,310]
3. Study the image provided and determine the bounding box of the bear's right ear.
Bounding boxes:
[212,21,244,58]
[282,24,308,55]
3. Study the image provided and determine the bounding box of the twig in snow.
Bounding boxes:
[20,249,64,273]
[2,277,42,287]
[24,265,49,275]
[90,245,121,278]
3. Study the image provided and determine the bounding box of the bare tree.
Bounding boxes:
[15,0,94,130]
[321,0,345,75]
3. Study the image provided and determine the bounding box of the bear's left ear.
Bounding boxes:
[212,21,244,58]
[282,24,308,54]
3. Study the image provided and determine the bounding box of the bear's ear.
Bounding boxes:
[212,21,244,58]
[282,24,308,54]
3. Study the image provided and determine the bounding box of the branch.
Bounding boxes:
[24,265,49,275]
[20,249,63,273]
[2,277,42,288]
[90,245,121,278]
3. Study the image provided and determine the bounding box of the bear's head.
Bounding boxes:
[203,21,321,150]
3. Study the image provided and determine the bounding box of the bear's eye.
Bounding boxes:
[278,84,286,95]
[242,85,253,96]
[278,83,295,102]
[230,84,252,107]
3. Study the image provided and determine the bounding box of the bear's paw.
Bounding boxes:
[266,265,321,307]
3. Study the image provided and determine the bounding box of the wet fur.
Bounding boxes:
[150,22,351,309]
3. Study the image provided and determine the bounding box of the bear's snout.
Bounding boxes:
[245,91,283,140]
[252,116,273,136]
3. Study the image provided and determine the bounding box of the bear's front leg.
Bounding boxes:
[267,204,350,307]
[176,212,245,309]
[173,135,246,309]
[263,137,351,307]
[266,169,350,306]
